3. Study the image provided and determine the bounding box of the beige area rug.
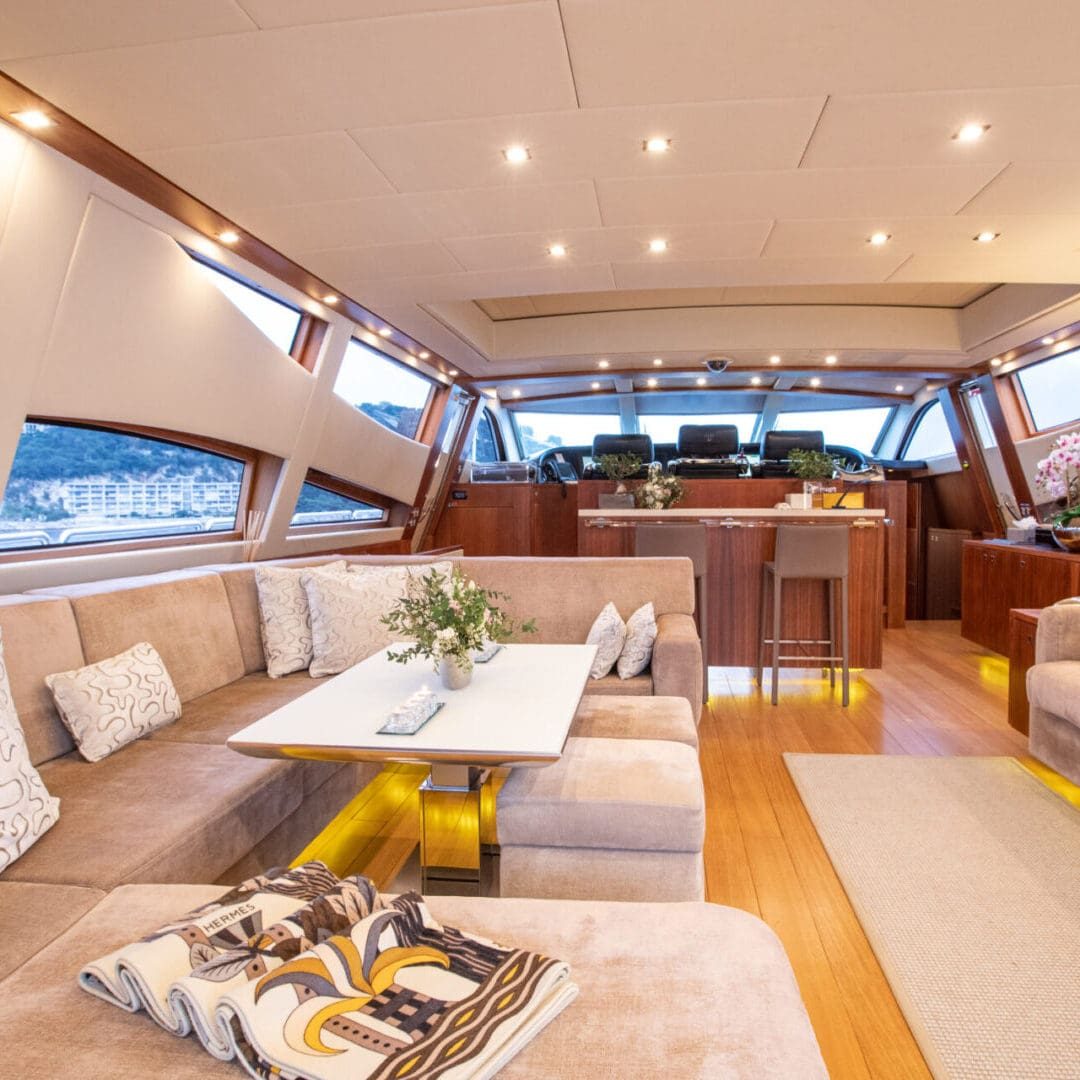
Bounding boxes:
[784,754,1080,1080]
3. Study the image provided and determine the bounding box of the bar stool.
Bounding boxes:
[635,523,709,702]
[756,524,850,707]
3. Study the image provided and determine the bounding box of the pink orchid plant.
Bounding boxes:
[1034,430,1080,524]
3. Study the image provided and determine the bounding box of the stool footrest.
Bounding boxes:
[762,638,833,646]
[776,654,843,662]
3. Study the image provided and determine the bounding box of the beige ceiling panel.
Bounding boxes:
[960,163,1080,216]
[4,5,576,149]
[232,194,433,252]
[241,0,536,29]
[444,221,770,272]
[892,253,1080,284]
[560,0,1080,105]
[764,215,1080,259]
[299,242,461,282]
[597,166,999,227]
[402,181,602,237]
[350,97,824,192]
[0,1,254,60]
[612,255,910,290]
[140,132,394,215]
[803,87,1080,169]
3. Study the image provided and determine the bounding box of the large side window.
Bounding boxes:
[0,421,245,551]
[472,409,501,462]
[774,407,894,454]
[333,340,434,441]
[901,401,955,461]
[638,413,759,445]
[290,479,387,528]
[1016,348,1080,431]
[511,410,621,456]
[191,257,302,354]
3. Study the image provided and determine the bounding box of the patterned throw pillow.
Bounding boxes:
[45,642,181,763]
[255,561,348,678]
[0,631,60,871]
[617,602,658,679]
[586,602,627,679]
[304,562,453,678]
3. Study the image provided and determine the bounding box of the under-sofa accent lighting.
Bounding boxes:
[953,122,989,142]
[217,230,240,244]
[503,145,530,164]
[10,109,53,129]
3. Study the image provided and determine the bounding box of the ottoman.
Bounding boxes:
[569,694,699,748]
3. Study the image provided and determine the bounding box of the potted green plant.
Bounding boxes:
[788,448,840,508]
[595,451,642,508]
[635,462,685,510]
[1034,430,1080,552]
[381,566,536,689]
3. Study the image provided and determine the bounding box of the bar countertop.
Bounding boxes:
[578,507,886,520]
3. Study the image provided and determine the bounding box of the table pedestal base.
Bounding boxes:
[419,766,498,896]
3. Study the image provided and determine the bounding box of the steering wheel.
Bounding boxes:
[827,444,871,471]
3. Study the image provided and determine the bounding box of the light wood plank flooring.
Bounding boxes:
[298,621,1063,1080]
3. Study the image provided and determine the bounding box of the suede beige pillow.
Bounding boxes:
[304,561,453,678]
[255,561,348,677]
[617,602,657,679]
[0,630,60,871]
[586,602,627,679]
[45,642,181,763]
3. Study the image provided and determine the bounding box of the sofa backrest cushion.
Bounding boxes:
[454,557,695,644]
[0,596,85,765]
[33,572,245,704]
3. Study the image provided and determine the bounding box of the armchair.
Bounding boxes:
[1027,600,1080,785]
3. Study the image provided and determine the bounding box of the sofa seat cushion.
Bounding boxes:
[582,670,653,697]
[1027,662,1080,727]
[0,885,826,1079]
[497,736,705,853]
[2,742,302,890]
[570,695,698,749]
[0,881,104,981]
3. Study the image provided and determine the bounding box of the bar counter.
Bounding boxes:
[578,506,886,668]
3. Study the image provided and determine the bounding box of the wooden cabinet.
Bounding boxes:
[961,541,1080,654]
[1007,608,1041,735]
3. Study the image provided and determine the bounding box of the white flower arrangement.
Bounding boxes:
[635,463,685,510]
[1034,430,1080,525]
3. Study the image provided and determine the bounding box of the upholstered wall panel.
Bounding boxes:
[30,196,314,457]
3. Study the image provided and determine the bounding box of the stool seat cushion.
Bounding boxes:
[569,695,698,748]
[497,737,704,852]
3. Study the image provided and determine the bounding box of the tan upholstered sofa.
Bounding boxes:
[1027,600,1080,785]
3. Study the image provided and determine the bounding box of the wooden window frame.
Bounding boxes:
[286,469,407,537]
[1008,350,1080,437]
[0,417,257,563]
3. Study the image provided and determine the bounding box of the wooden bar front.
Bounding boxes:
[578,510,886,668]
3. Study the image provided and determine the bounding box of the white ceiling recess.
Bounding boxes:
[3,0,1080,382]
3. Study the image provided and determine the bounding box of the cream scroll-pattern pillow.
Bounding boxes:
[586,602,627,679]
[255,561,348,678]
[0,630,60,871]
[617,602,658,679]
[45,642,181,763]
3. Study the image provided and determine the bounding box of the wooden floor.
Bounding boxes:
[298,621,1058,1080]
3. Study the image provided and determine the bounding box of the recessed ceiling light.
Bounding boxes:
[598,359,610,369]
[321,293,338,304]
[418,351,430,360]
[953,122,989,143]
[1041,336,1055,345]
[548,243,567,258]
[648,238,668,254]
[751,376,762,386]
[868,232,891,246]
[989,357,1003,368]
[643,137,671,154]
[653,357,663,366]
[810,377,822,387]
[974,230,999,243]
[895,384,905,392]
[10,109,53,129]
[448,368,459,376]
[484,388,498,398]
[646,377,658,388]
[591,381,601,390]
[824,354,838,365]
[769,355,781,365]
[378,327,392,337]
[695,376,707,386]
[217,229,240,245]
[511,388,522,398]
[503,145,530,164]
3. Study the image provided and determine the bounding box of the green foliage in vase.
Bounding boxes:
[788,448,839,481]
[381,566,537,673]
[596,452,642,486]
